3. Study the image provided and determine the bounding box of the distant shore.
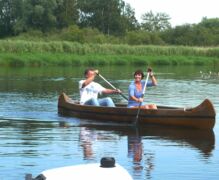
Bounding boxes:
[0,40,218,67]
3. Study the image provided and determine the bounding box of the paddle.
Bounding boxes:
[96,73,128,101]
[134,71,150,125]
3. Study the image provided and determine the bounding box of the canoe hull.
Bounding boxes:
[58,93,216,129]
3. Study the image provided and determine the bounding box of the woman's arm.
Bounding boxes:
[148,68,157,86]
[150,75,157,86]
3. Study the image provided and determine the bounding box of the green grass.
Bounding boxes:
[0,40,218,67]
[0,52,218,67]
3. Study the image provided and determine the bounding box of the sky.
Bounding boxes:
[124,0,219,26]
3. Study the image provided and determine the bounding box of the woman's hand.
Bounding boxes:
[147,68,152,72]
[137,98,144,103]
[147,68,154,77]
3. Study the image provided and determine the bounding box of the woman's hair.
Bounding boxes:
[134,70,144,79]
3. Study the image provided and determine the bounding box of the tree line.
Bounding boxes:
[0,0,218,46]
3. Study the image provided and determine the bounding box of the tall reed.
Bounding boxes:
[1,40,219,57]
[0,40,218,67]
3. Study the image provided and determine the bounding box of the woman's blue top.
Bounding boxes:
[127,80,153,107]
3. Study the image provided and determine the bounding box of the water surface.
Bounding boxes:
[0,65,219,180]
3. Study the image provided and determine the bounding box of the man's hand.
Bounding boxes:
[115,89,122,94]
[94,69,99,75]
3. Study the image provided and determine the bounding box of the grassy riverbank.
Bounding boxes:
[0,40,218,67]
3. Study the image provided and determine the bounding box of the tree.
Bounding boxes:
[196,18,219,45]
[0,0,24,36]
[161,24,194,45]
[78,0,137,36]
[125,30,151,45]
[23,0,58,32]
[121,3,139,31]
[199,17,219,29]
[162,18,219,46]
[141,11,171,32]
[55,0,79,29]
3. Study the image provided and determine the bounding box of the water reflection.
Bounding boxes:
[128,135,142,162]
[79,127,96,160]
[0,116,216,180]
[77,123,215,157]
[75,122,215,179]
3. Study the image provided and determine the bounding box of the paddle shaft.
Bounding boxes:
[97,73,128,101]
[134,72,150,125]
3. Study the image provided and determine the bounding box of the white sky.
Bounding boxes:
[124,0,219,26]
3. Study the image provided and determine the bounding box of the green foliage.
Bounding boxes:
[55,0,78,29]
[25,0,58,32]
[78,0,137,36]
[0,0,218,46]
[0,0,24,36]
[121,3,139,31]
[162,18,219,46]
[141,11,171,32]
[125,31,151,45]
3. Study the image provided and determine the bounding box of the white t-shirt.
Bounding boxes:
[79,80,106,104]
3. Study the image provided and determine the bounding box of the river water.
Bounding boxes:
[0,65,219,180]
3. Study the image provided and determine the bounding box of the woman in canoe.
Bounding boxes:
[79,68,121,107]
[128,68,157,109]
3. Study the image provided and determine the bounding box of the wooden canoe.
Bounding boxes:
[58,93,216,129]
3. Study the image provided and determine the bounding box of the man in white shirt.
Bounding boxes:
[79,68,121,107]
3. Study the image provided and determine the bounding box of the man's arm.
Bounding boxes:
[102,89,121,94]
[81,75,95,88]
[81,69,99,88]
